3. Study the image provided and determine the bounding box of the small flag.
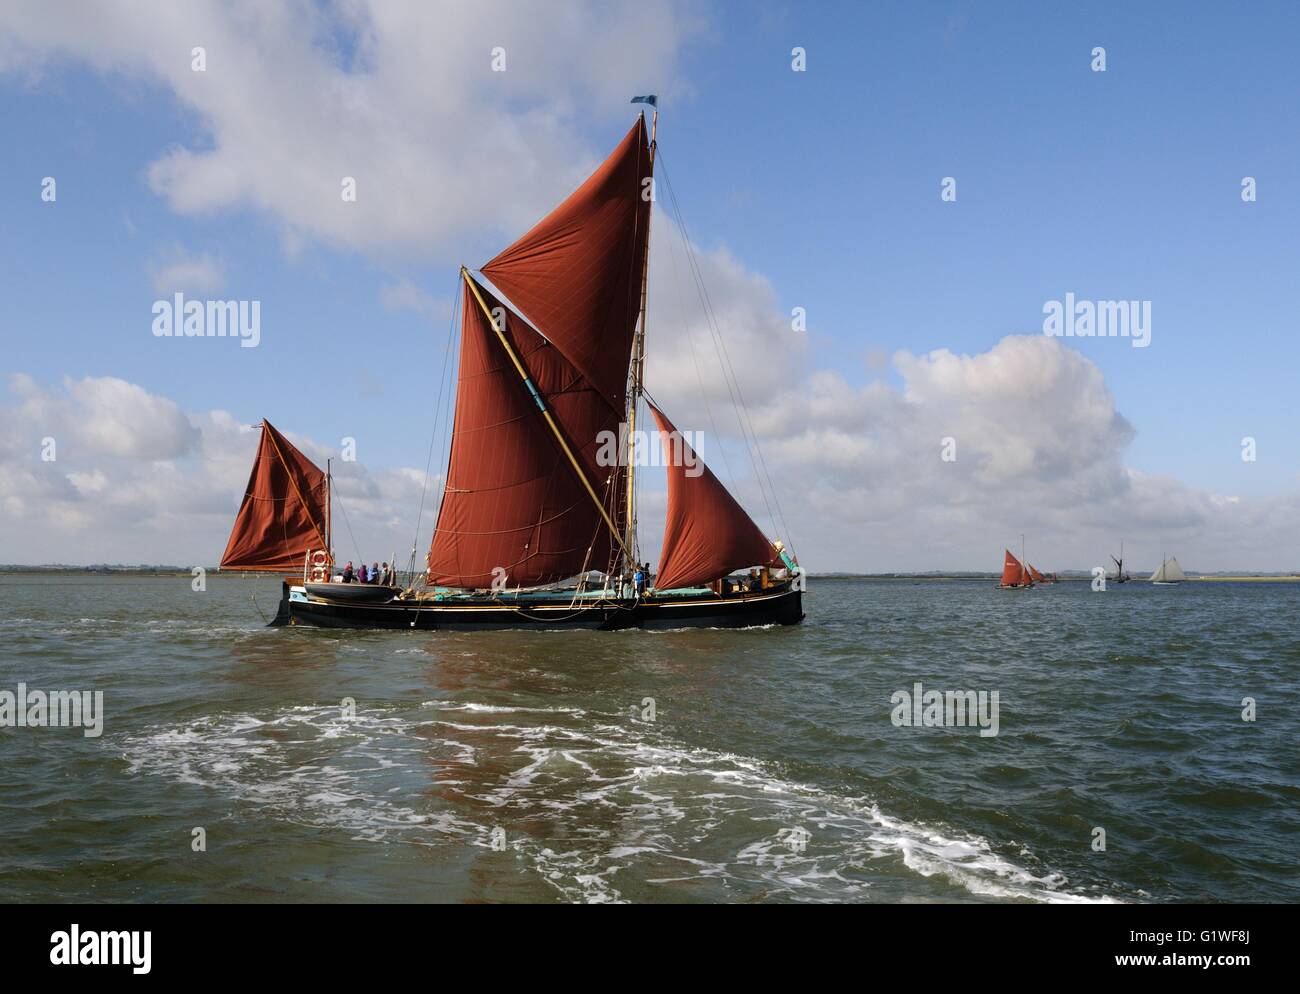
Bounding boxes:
[630,94,657,107]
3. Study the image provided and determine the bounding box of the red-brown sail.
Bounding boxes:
[1028,564,1048,584]
[481,117,651,411]
[999,549,1028,587]
[649,403,779,591]
[426,277,624,588]
[220,420,328,572]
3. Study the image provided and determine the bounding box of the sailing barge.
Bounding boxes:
[220,105,804,631]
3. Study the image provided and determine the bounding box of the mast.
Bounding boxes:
[624,105,657,573]
[326,458,332,564]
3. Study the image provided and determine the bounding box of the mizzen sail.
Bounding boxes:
[649,403,779,591]
[220,420,328,572]
[481,117,651,411]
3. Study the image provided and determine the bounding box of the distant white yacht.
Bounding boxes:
[1150,557,1186,585]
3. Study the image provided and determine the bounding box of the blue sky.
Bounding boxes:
[1,1,1297,569]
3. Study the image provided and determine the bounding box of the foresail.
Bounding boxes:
[426,278,624,588]
[481,117,651,411]
[649,403,779,591]
[220,420,328,572]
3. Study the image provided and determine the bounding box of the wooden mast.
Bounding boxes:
[624,105,657,574]
[326,457,332,566]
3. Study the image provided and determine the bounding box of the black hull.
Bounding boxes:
[271,581,804,631]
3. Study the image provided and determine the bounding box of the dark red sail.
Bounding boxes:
[649,404,779,591]
[426,277,624,588]
[481,117,651,411]
[221,420,328,572]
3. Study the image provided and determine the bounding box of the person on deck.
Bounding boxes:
[370,562,381,584]
[633,565,645,596]
[380,562,391,586]
[643,563,652,593]
[358,562,368,583]
[342,561,354,583]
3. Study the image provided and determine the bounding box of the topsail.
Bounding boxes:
[481,117,651,411]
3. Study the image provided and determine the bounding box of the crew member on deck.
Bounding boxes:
[370,562,381,584]
[342,561,354,583]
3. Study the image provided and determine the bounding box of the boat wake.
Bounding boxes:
[122,699,1115,903]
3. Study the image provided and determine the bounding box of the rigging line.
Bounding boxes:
[660,199,739,492]
[408,270,462,576]
[656,151,798,557]
[658,154,773,520]
[332,485,365,571]
[660,160,787,548]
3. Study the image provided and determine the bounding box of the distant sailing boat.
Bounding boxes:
[1027,563,1055,585]
[998,548,1034,589]
[219,103,804,631]
[1150,556,1186,585]
[1110,542,1131,583]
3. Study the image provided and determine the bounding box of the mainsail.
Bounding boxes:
[425,278,623,588]
[649,403,779,590]
[1151,557,1186,582]
[999,549,1031,587]
[481,116,652,411]
[425,118,653,588]
[220,420,328,572]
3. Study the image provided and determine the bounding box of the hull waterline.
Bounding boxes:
[270,581,804,631]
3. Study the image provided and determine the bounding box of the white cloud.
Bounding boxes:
[0,376,439,566]
[379,280,449,323]
[150,249,226,295]
[0,0,703,262]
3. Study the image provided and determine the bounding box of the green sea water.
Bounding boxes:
[0,574,1295,903]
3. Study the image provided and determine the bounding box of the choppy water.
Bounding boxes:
[0,574,1296,903]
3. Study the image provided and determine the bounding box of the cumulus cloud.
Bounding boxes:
[379,280,450,323]
[0,0,703,261]
[1,347,1295,572]
[149,249,226,295]
[0,376,438,566]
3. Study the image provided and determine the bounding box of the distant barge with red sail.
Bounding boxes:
[219,101,804,630]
